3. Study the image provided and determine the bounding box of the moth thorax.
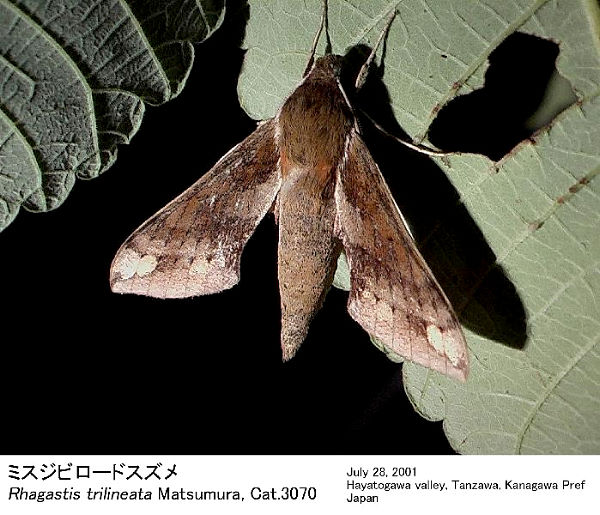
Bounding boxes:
[278,79,353,170]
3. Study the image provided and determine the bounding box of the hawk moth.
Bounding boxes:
[110,4,469,381]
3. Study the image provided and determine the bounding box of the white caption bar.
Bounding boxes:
[1,455,597,514]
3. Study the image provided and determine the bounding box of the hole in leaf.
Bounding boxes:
[428,32,577,161]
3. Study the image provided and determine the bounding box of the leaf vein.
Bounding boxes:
[515,331,600,453]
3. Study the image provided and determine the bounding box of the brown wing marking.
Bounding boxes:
[110,120,281,298]
[334,132,468,381]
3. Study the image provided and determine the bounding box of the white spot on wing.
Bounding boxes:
[190,256,209,276]
[427,324,461,366]
[136,255,158,276]
[115,250,157,279]
[426,324,445,353]
[444,331,461,366]
[115,249,139,280]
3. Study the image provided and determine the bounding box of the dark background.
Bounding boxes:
[1,6,564,454]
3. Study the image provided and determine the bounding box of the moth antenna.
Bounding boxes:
[359,108,454,157]
[355,8,397,91]
[323,3,332,55]
[303,0,331,76]
[355,8,452,158]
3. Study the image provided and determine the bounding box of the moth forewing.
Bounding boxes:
[334,133,469,381]
[110,120,281,298]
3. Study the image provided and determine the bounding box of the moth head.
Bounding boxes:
[311,54,344,79]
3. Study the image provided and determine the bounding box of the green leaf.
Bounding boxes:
[240,0,600,453]
[0,0,224,230]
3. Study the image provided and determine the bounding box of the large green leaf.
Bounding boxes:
[0,0,224,230]
[239,0,600,453]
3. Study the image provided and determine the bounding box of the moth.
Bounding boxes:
[110,2,469,381]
